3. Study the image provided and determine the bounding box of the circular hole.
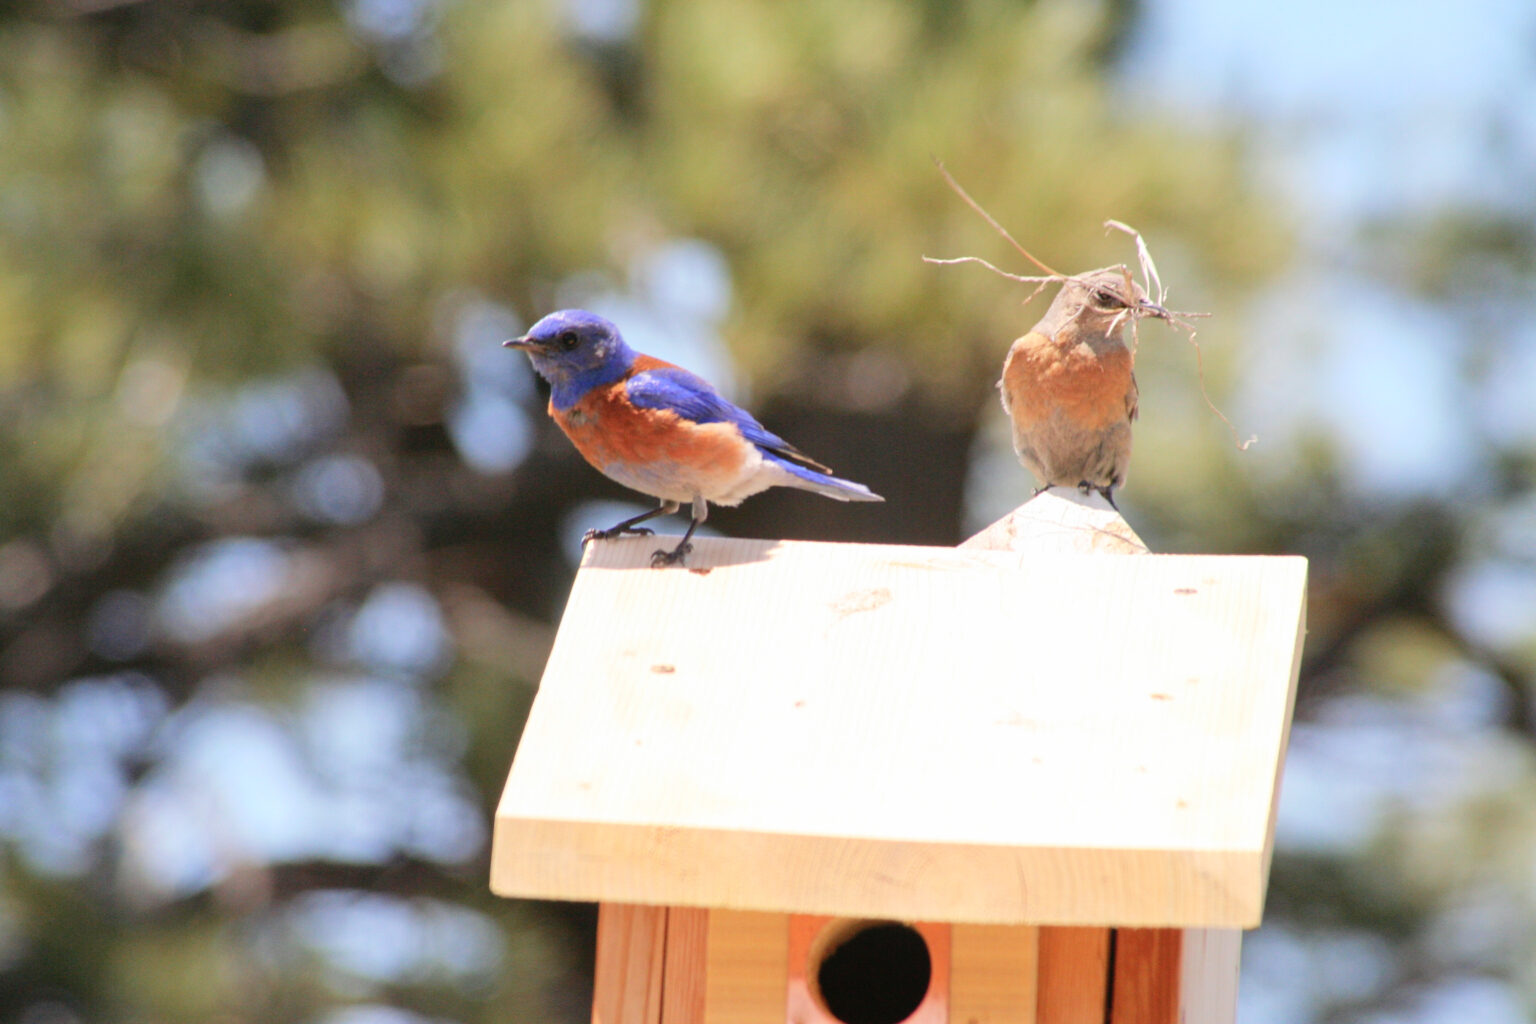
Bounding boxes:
[813,921,932,1024]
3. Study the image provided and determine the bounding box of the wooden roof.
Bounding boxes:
[492,515,1305,928]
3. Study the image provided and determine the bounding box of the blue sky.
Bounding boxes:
[1128,0,1536,500]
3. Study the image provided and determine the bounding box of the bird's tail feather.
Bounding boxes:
[770,456,883,502]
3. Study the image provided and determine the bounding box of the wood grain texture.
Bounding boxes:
[979,501,1110,1024]
[493,530,1306,927]
[961,489,1147,555]
[593,903,665,1024]
[1110,928,1183,1024]
[662,907,709,1024]
[950,923,1039,1024]
[702,910,787,1024]
[1036,927,1109,1024]
[976,503,1242,1024]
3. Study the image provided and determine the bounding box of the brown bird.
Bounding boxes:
[998,268,1169,509]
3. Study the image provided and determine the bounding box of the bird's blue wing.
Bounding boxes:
[626,367,831,472]
[625,366,782,444]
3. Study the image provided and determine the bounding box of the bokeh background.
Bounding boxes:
[2,0,1535,1021]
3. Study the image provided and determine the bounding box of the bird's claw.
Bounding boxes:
[1075,481,1119,511]
[649,543,693,569]
[583,526,655,545]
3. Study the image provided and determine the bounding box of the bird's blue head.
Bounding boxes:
[503,310,636,408]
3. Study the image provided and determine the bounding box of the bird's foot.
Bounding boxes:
[649,542,693,569]
[1074,481,1120,510]
[583,525,655,545]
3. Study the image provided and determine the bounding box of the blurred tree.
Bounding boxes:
[2,0,1532,1023]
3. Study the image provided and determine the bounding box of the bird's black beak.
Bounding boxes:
[503,334,541,351]
[1137,299,1171,320]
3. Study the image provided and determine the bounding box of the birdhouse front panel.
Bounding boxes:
[589,903,1239,1024]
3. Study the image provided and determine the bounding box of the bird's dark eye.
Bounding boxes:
[1091,289,1126,310]
[558,330,579,350]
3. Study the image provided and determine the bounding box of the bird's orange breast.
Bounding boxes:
[1001,331,1135,431]
[550,385,749,479]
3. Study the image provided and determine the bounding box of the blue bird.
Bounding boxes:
[505,310,883,567]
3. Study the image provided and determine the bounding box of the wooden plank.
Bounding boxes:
[593,903,666,1024]
[1036,927,1109,1024]
[977,502,1241,1024]
[495,535,1305,926]
[978,501,1118,1024]
[961,489,1147,555]
[1177,929,1241,1024]
[951,923,1038,1024]
[638,910,667,1024]
[662,907,709,1024]
[785,915,832,1024]
[592,903,627,1024]
[702,910,786,1024]
[492,531,1306,927]
[1261,588,1307,891]
[1110,928,1182,1024]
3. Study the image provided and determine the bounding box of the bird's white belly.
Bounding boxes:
[601,447,775,506]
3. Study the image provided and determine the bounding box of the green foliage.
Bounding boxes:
[1,0,1533,1022]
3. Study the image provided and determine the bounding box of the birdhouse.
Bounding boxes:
[491,492,1307,1024]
